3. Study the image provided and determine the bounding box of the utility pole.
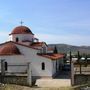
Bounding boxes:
[70,51,74,86]
[70,51,72,68]
[77,51,81,74]
[71,61,74,86]
[85,55,88,67]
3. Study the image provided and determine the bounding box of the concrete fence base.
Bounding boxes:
[0,75,28,86]
[74,74,90,85]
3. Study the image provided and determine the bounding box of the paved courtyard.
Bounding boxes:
[35,71,71,87]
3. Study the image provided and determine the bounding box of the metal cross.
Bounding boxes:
[20,20,24,26]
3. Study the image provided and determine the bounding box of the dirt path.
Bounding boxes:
[0,84,74,90]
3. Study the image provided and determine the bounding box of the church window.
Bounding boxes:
[16,37,19,42]
[42,62,45,70]
[5,62,8,71]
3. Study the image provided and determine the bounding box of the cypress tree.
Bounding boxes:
[54,46,58,54]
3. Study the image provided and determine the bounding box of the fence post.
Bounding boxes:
[27,62,32,86]
[71,61,74,86]
[70,51,72,70]
[1,59,5,83]
[77,51,82,74]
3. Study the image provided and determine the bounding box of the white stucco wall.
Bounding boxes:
[31,55,52,77]
[10,34,34,42]
[17,44,52,77]
[52,60,56,75]
[0,55,27,73]
[0,44,53,77]
[17,44,53,77]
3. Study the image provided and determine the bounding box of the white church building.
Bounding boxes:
[0,25,64,85]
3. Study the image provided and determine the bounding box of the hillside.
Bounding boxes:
[48,44,90,54]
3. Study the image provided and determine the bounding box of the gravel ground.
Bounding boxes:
[0,84,76,90]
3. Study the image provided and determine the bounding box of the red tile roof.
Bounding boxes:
[0,41,64,60]
[0,41,40,50]
[30,42,44,47]
[47,47,54,51]
[9,26,34,35]
[37,53,64,60]
[0,42,21,55]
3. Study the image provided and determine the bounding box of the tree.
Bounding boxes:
[54,46,58,54]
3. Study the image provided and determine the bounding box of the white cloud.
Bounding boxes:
[0,32,9,43]
[35,33,90,46]
[0,32,9,36]
[0,31,90,46]
[57,20,90,30]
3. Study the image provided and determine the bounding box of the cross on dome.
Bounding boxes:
[20,20,24,26]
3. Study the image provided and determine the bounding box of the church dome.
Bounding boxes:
[0,43,21,55]
[10,26,34,35]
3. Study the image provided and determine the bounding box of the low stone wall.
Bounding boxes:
[0,75,28,86]
[74,74,90,85]
[0,75,53,86]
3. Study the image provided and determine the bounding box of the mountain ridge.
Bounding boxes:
[48,44,90,54]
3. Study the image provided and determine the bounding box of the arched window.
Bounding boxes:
[42,62,45,70]
[16,37,19,42]
[5,62,8,71]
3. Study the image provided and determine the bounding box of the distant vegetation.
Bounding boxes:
[48,44,90,55]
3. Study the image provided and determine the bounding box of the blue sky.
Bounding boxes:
[0,0,90,46]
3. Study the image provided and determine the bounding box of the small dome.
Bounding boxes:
[0,43,21,55]
[10,26,34,35]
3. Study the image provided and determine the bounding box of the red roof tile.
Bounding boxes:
[10,26,34,35]
[30,42,44,47]
[37,53,64,60]
[0,42,21,55]
[0,41,40,50]
[47,47,54,51]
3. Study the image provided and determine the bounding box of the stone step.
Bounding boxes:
[35,79,71,87]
